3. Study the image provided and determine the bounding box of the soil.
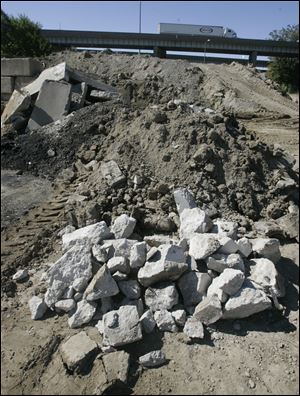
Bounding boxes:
[1,51,299,395]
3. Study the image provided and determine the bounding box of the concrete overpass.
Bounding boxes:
[41,29,299,66]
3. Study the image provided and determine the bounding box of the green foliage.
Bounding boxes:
[1,13,52,57]
[267,24,299,93]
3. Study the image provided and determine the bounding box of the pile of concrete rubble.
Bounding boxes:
[26,187,285,373]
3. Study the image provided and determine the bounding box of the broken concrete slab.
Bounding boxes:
[68,299,97,328]
[212,219,238,240]
[193,294,223,325]
[189,234,221,260]
[28,296,48,320]
[177,272,211,306]
[206,253,244,273]
[27,80,72,131]
[130,242,147,269]
[171,309,187,327]
[118,280,141,300]
[45,279,67,308]
[111,214,136,239]
[1,76,14,94]
[102,351,130,384]
[139,350,166,368]
[102,305,143,347]
[183,317,204,339]
[139,309,156,333]
[251,238,281,263]
[62,221,111,250]
[102,239,137,260]
[236,237,253,258]
[249,258,285,297]
[208,268,245,297]
[1,57,43,77]
[92,244,108,264]
[154,310,178,332]
[84,264,119,301]
[120,298,144,317]
[60,331,98,371]
[222,280,272,319]
[173,187,197,215]
[107,256,130,274]
[145,282,179,311]
[179,208,213,239]
[1,89,31,125]
[101,160,126,187]
[137,244,188,287]
[216,236,239,255]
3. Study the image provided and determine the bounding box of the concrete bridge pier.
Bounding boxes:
[249,51,257,66]
[154,47,166,58]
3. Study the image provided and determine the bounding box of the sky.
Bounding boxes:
[2,1,299,40]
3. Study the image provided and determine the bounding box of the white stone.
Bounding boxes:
[154,310,178,332]
[145,282,178,310]
[84,264,119,301]
[62,286,74,299]
[206,253,244,273]
[207,269,245,298]
[45,279,67,308]
[102,239,137,259]
[12,269,28,281]
[62,221,111,250]
[251,238,281,263]
[107,256,130,274]
[193,294,223,325]
[144,235,177,247]
[236,237,252,257]
[223,280,272,319]
[92,244,108,263]
[102,305,143,347]
[120,298,144,317]
[138,244,188,287]
[139,350,166,368]
[68,299,97,328]
[183,317,204,339]
[249,258,285,297]
[171,309,187,326]
[173,187,197,215]
[189,234,220,260]
[55,299,76,312]
[95,319,104,334]
[111,214,136,239]
[130,242,147,269]
[179,208,213,239]
[212,219,238,239]
[28,296,48,320]
[177,272,211,306]
[72,277,88,293]
[146,246,159,261]
[216,236,239,254]
[58,225,76,237]
[139,310,156,333]
[102,350,130,383]
[118,280,141,299]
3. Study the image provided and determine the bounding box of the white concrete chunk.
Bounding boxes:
[207,268,245,298]
[251,238,281,263]
[118,280,141,299]
[145,282,178,310]
[144,235,177,247]
[84,264,119,301]
[72,277,88,293]
[107,256,130,274]
[249,258,285,297]
[92,244,108,263]
[177,272,212,306]
[212,219,238,239]
[12,269,28,282]
[236,237,253,258]
[179,208,213,239]
[62,221,111,250]
[103,351,130,383]
[111,214,136,239]
[216,236,239,254]
[45,279,67,308]
[183,317,204,339]
[173,187,197,215]
[193,294,223,325]
[139,310,156,333]
[206,253,244,273]
[171,309,187,326]
[139,350,166,368]
[28,296,48,320]
[55,299,76,312]
[130,242,147,269]
[189,234,221,260]
[68,299,97,328]
[154,310,178,332]
[102,239,137,260]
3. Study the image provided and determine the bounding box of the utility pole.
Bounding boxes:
[138,1,142,54]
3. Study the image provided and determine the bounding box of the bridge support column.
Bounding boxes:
[249,51,257,66]
[153,47,166,58]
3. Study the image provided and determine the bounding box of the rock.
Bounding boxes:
[12,269,28,282]
[28,296,48,320]
[102,305,143,347]
[216,236,239,254]
[145,282,178,310]
[236,238,252,257]
[92,244,108,263]
[62,221,111,250]
[183,317,204,339]
[186,255,198,271]
[118,280,141,299]
[223,280,272,319]
[101,160,126,187]
[139,310,156,333]
[249,258,285,297]
[120,298,144,317]
[100,297,114,314]
[193,294,223,325]
[95,319,104,334]
[171,309,187,326]
[111,214,136,239]
[102,351,130,383]
[68,299,97,328]
[212,219,238,239]
[189,234,220,260]
[253,220,284,238]
[130,242,147,269]
[146,246,159,261]
[179,208,213,239]
[206,253,244,273]
[102,239,137,259]
[144,235,177,247]
[62,286,75,299]
[55,299,76,313]
[58,225,76,237]
[207,269,245,298]
[112,271,128,281]
[72,277,88,293]
[60,331,98,371]
[74,292,83,302]
[139,350,166,368]
[84,264,119,301]
[138,244,188,287]
[154,310,178,332]
[107,256,130,274]
[45,279,67,308]
[173,188,197,215]
[276,213,299,241]
[177,272,211,306]
[251,238,281,263]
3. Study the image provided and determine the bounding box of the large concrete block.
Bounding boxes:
[27,80,72,131]
[1,89,31,125]
[1,58,43,77]
[1,76,14,94]
[14,76,35,90]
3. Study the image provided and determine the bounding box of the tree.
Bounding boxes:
[267,24,299,93]
[1,13,52,57]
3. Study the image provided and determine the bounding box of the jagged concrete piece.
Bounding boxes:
[68,300,97,328]
[154,310,178,332]
[1,89,31,125]
[222,280,272,319]
[139,350,166,367]
[101,160,126,187]
[28,296,48,320]
[102,239,137,260]
[55,299,76,313]
[111,214,136,238]
[145,282,178,310]
[60,331,98,371]
[236,237,253,258]
[45,279,67,308]
[84,264,119,301]
[216,236,239,254]
[130,242,147,269]
[251,238,281,263]
[208,268,245,297]
[118,280,141,299]
[102,351,130,384]
[193,294,223,325]
[249,258,285,297]
[139,310,156,333]
[27,80,72,131]
[173,187,197,215]
[206,253,244,273]
[107,256,130,274]
[179,208,213,239]
[171,309,187,326]
[62,221,111,250]
[183,317,204,339]
[189,234,220,260]
[102,305,143,347]
[137,244,188,287]
[144,235,178,247]
[177,272,211,306]
[212,219,238,240]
